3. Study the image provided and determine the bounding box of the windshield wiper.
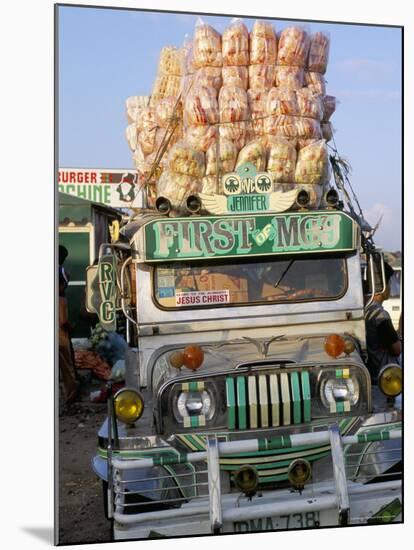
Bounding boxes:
[274,259,295,289]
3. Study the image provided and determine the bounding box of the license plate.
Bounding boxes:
[232,511,321,532]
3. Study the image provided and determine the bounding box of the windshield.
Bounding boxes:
[154,256,347,309]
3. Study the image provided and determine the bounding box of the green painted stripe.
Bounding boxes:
[301,371,311,422]
[336,401,345,414]
[258,435,293,451]
[189,381,198,392]
[336,369,343,378]
[226,378,236,430]
[357,431,391,443]
[290,372,301,424]
[236,376,247,429]
[184,434,205,451]
[225,442,330,459]
[190,416,199,428]
[368,498,402,524]
[153,453,188,466]
[258,473,289,483]
[220,451,330,471]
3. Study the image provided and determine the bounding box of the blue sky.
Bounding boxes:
[58,6,402,250]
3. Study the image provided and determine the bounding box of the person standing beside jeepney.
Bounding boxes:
[59,271,79,404]
[364,262,401,384]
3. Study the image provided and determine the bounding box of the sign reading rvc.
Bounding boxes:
[142,212,357,262]
[98,258,117,331]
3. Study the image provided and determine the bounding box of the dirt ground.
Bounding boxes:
[58,387,112,545]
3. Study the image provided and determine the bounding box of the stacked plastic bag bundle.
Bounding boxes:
[266,137,297,183]
[151,46,183,106]
[247,89,267,138]
[222,19,249,89]
[236,140,267,171]
[321,94,338,143]
[157,141,205,210]
[275,26,309,91]
[295,139,329,185]
[191,20,223,94]
[203,139,238,194]
[218,85,249,150]
[183,84,219,151]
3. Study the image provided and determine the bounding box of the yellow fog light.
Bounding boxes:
[287,459,312,490]
[378,365,402,397]
[234,465,259,497]
[114,388,144,424]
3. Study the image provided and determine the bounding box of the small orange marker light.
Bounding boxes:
[324,334,346,358]
[183,345,204,370]
[169,351,184,370]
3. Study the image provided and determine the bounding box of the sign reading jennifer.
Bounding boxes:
[143,212,357,262]
[58,168,143,208]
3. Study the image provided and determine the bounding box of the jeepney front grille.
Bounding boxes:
[225,371,311,430]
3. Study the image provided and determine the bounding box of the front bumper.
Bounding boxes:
[104,422,401,539]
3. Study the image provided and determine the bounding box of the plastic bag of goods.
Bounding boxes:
[138,127,174,156]
[304,71,326,95]
[151,75,181,104]
[181,74,195,98]
[184,124,218,152]
[136,105,156,132]
[222,18,249,66]
[206,139,238,175]
[247,89,267,138]
[157,171,202,210]
[296,137,319,149]
[219,86,249,123]
[126,95,150,124]
[295,117,322,140]
[322,122,333,142]
[250,21,277,65]
[157,46,183,76]
[307,32,330,74]
[296,88,323,120]
[275,65,304,90]
[222,66,248,89]
[265,114,297,139]
[155,96,183,128]
[267,137,297,183]
[295,139,329,185]
[249,64,275,90]
[133,147,167,180]
[193,66,223,92]
[182,35,195,75]
[277,26,310,67]
[267,87,299,116]
[184,85,219,126]
[236,140,267,171]
[167,141,206,178]
[201,175,221,195]
[125,123,139,151]
[322,95,338,121]
[219,121,248,150]
[192,20,223,69]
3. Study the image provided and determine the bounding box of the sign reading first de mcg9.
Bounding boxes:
[142,211,358,262]
[58,168,143,208]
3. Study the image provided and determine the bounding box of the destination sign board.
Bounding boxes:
[141,211,357,262]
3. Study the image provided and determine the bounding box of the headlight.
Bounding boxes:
[159,378,228,433]
[378,364,402,397]
[174,389,215,426]
[314,366,369,417]
[321,376,360,411]
[114,388,144,424]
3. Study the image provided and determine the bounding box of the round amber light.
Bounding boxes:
[379,365,402,397]
[288,459,312,489]
[324,334,346,358]
[183,345,204,370]
[169,351,184,369]
[234,465,258,496]
[114,388,144,424]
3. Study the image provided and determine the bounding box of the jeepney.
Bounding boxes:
[87,166,402,539]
